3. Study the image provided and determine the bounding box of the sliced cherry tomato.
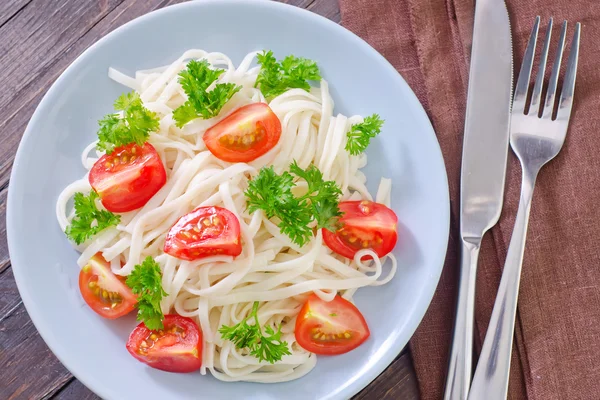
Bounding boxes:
[126,315,203,373]
[323,201,398,259]
[295,294,370,355]
[164,206,242,261]
[78,253,136,319]
[203,102,282,162]
[89,142,167,213]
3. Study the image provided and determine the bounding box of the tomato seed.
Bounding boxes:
[88,281,96,289]
[344,332,351,339]
[348,236,357,243]
[362,241,369,248]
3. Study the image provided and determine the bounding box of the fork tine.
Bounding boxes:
[513,16,540,115]
[542,21,568,119]
[528,19,553,116]
[555,22,581,122]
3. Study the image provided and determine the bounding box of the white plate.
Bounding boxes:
[7,1,449,399]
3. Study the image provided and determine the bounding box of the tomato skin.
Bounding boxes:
[164,206,242,261]
[126,315,203,373]
[295,294,370,355]
[323,201,398,259]
[78,254,136,319]
[89,142,167,213]
[203,103,282,162]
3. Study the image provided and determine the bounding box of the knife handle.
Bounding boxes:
[468,169,538,400]
[444,237,481,400]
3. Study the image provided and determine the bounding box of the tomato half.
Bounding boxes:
[89,142,167,213]
[295,294,370,355]
[164,206,242,261]
[203,103,282,162]
[126,315,203,373]
[323,201,398,259]
[78,253,136,319]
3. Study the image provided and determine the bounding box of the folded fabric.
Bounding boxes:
[340,0,600,398]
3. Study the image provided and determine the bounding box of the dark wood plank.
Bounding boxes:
[0,187,9,274]
[354,351,420,400]
[0,0,191,191]
[0,0,124,189]
[0,0,32,27]
[0,268,21,320]
[308,0,341,22]
[0,303,72,400]
[0,1,417,399]
[52,379,100,400]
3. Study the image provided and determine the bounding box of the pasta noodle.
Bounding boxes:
[56,50,396,383]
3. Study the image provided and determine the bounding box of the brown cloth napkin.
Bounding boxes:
[339,1,600,399]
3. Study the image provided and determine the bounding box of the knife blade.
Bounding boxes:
[443,0,513,399]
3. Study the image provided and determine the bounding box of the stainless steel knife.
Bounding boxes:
[443,0,513,399]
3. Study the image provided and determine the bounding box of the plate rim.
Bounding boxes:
[7,1,450,398]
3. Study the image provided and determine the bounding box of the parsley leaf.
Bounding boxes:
[245,162,342,246]
[173,60,241,127]
[289,162,343,232]
[255,50,321,99]
[126,256,168,330]
[219,302,291,364]
[65,191,120,245]
[97,92,159,154]
[345,114,384,156]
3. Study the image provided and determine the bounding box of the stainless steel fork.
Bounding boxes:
[468,17,581,400]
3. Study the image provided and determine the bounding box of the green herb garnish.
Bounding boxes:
[173,59,241,127]
[255,50,321,99]
[126,256,168,330]
[97,92,159,154]
[345,114,384,155]
[245,161,342,246]
[65,191,120,245]
[219,301,291,364]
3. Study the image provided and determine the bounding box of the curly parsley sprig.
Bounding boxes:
[219,302,291,364]
[255,50,321,100]
[126,256,168,330]
[245,161,342,247]
[173,60,241,127]
[97,92,160,154]
[345,114,384,156]
[65,191,120,245]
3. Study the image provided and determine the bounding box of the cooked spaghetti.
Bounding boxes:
[56,50,397,383]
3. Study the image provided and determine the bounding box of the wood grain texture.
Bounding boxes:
[1,304,73,400]
[0,0,32,27]
[0,0,418,399]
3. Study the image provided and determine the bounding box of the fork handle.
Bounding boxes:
[468,167,539,400]
[444,237,481,400]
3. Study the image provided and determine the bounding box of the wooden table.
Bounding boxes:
[0,1,421,398]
